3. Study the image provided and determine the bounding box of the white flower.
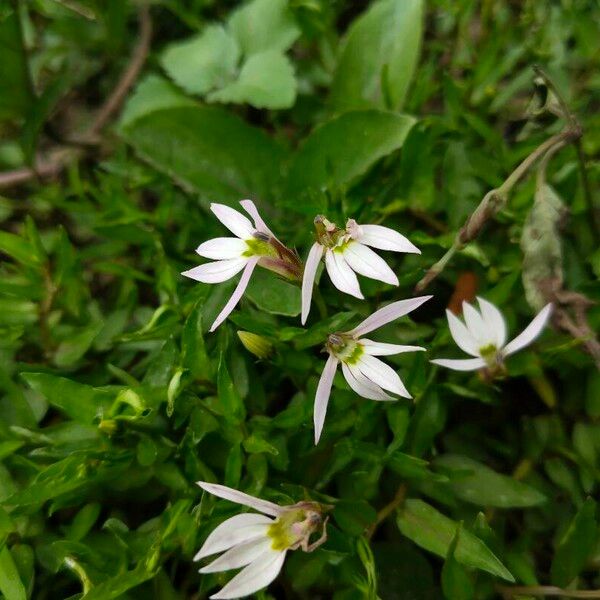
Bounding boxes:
[301,216,421,324]
[195,482,328,599]
[182,200,301,332]
[313,295,432,444]
[431,298,553,372]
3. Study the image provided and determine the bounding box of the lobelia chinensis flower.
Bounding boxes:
[182,200,302,332]
[431,298,553,375]
[301,215,421,324]
[195,482,329,599]
[313,295,432,444]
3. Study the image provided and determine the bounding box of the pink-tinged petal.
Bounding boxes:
[200,537,272,574]
[194,513,272,560]
[301,243,324,325]
[446,309,480,357]
[182,258,247,284]
[210,549,286,599]
[239,199,275,238]
[360,339,426,356]
[211,203,255,239]
[342,362,394,400]
[209,257,259,331]
[314,354,339,444]
[325,250,364,299]
[197,481,284,517]
[476,297,507,348]
[462,301,493,347]
[503,303,553,356]
[349,296,432,337]
[196,237,248,260]
[355,354,411,398]
[342,241,399,286]
[430,357,486,371]
[355,224,420,254]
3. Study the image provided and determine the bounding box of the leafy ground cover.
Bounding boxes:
[0,0,599,598]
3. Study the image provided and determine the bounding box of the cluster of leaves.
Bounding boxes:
[1,0,600,598]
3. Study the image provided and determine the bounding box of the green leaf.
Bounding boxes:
[284,110,416,214]
[54,322,103,367]
[245,269,301,316]
[209,50,296,109]
[217,354,246,422]
[21,373,113,424]
[121,106,285,202]
[0,11,33,121]
[434,454,546,508]
[550,497,597,587]
[80,563,155,600]
[330,0,424,111]
[160,25,240,96]
[228,0,300,56]
[0,231,41,268]
[0,546,26,600]
[182,299,212,380]
[441,525,475,600]
[333,500,377,536]
[397,499,514,581]
[119,75,197,128]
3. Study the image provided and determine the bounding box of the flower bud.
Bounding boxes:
[237,331,273,359]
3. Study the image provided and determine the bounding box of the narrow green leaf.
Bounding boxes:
[0,546,26,600]
[442,525,475,600]
[217,354,246,422]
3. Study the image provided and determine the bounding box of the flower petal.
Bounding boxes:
[430,357,486,371]
[355,354,411,398]
[342,362,394,400]
[194,513,272,560]
[200,537,272,574]
[197,482,284,517]
[210,257,259,331]
[301,243,324,325]
[360,339,425,356]
[503,303,553,356]
[182,258,247,284]
[355,224,420,254]
[349,296,432,337]
[446,309,480,357]
[211,203,255,239]
[239,199,275,238]
[325,250,364,299]
[477,297,507,348]
[462,301,494,347]
[314,354,339,444]
[342,241,399,286]
[196,238,248,260]
[210,549,286,599]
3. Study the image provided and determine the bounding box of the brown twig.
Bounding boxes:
[498,585,600,599]
[415,68,583,294]
[0,5,152,190]
[365,483,407,539]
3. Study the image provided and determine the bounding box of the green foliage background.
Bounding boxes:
[0,0,599,598]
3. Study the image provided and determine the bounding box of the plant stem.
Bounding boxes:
[366,483,407,539]
[498,585,600,599]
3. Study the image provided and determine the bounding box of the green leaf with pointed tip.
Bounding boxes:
[284,110,416,214]
[397,499,514,581]
[330,0,424,111]
[442,525,475,600]
[245,269,301,316]
[0,546,26,600]
[434,454,546,508]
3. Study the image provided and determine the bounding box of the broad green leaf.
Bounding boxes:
[54,322,104,367]
[21,373,113,424]
[228,0,300,56]
[521,184,565,310]
[434,454,546,508]
[0,11,33,121]
[160,25,240,96]
[217,354,246,422]
[182,299,212,380]
[121,106,285,202]
[333,500,377,536]
[397,499,514,581]
[441,525,475,600]
[0,232,41,268]
[550,497,597,587]
[81,563,155,600]
[330,0,424,112]
[209,50,296,109]
[245,269,301,316]
[119,75,196,128]
[284,110,416,214]
[0,546,26,600]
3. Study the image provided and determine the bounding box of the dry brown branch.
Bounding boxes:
[0,5,152,190]
[498,585,600,599]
